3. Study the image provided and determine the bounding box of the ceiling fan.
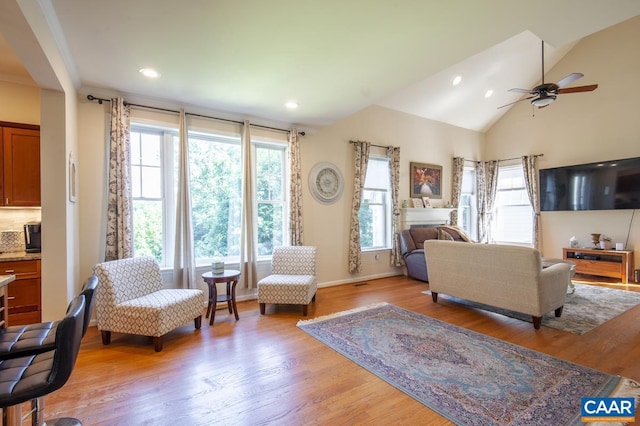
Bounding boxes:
[498,41,598,109]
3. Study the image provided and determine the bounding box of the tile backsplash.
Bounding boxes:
[0,208,42,234]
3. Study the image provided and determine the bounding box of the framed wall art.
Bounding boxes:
[410,162,442,199]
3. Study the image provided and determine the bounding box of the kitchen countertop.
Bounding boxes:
[0,274,15,287]
[0,252,41,262]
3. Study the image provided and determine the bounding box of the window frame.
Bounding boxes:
[129,120,290,268]
[252,140,288,259]
[359,155,392,251]
[130,125,178,267]
[492,164,534,246]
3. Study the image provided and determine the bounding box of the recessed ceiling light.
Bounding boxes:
[485,89,493,98]
[285,101,299,110]
[139,68,160,78]
[452,76,462,86]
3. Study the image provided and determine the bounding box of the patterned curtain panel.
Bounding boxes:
[348,141,370,273]
[240,121,257,289]
[105,98,132,261]
[522,155,541,249]
[387,146,402,267]
[483,160,499,243]
[474,161,486,243]
[450,157,465,226]
[288,128,303,246]
[173,110,197,289]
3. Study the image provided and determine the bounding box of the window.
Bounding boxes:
[492,165,533,245]
[188,132,242,260]
[131,126,178,266]
[457,167,477,241]
[255,143,286,256]
[359,157,391,250]
[130,121,289,267]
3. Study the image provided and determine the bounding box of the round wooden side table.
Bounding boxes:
[202,269,241,325]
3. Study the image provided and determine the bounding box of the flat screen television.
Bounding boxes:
[539,157,640,211]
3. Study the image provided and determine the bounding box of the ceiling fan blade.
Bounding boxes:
[497,95,535,109]
[509,88,536,94]
[555,73,584,88]
[557,84,598,94]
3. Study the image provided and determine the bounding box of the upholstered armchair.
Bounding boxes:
[93,256,204,352]
[258,246,318,316]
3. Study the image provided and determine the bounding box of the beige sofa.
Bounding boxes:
[423,240,572,329]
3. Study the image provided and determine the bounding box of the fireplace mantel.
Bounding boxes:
[399,208,455,230]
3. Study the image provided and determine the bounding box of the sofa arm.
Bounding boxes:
[539,263,572,311]
[404,249,428,282]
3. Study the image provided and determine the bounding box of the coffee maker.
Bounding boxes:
[24,222,42,253]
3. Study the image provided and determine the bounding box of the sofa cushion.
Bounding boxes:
[407,228,439,249]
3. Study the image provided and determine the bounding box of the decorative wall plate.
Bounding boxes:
[309,162,344,204]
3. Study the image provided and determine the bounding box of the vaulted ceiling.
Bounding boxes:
[1,1,639,132]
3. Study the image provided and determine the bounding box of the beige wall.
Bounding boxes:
[485,16,640,266]
[302,105,482,285]
[0,81,40,125]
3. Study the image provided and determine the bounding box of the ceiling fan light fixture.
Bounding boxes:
[531,94,556,107]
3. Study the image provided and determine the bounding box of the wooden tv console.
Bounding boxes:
[563,247,635,283]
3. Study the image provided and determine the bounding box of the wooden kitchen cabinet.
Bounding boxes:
[2,259,41,325]
[0,121,41,207]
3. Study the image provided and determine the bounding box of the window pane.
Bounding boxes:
[359,189,389,249]
[458,168,477,240]
[256,146,283,201]
[131,126,172,265]
[364,158,389,189]
[493,165,533,244]
[140,133,161,166]
[189,135,242,260]
[141,166,162,198]
[133,200,163,263]
[257,203,283,256]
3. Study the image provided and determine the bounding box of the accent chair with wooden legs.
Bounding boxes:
[93,256,204,352]
[258,246,317,316]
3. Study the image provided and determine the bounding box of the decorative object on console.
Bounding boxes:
[599,235,612,250]
[309,162,343,204]
[421,197,431,208]
[411,198,423,208]
[590,233,601,249]
[212,258,224,274]
[569,236,579,248]
[410,162,442,199]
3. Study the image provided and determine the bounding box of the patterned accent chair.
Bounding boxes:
[258,246,318,316]
[93,256,204,352]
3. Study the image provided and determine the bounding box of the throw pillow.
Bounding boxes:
[437,228,454,241]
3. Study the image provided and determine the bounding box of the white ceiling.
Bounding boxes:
[2,1,640,132]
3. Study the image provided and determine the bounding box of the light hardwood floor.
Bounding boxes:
[44,275,640,425]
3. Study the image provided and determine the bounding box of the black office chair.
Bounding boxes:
[0,295,85,426]
[0,276,97,360]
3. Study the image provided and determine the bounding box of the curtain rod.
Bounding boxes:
[348,140,392,149]
[86,95,304,135]
[461,153,543,163]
